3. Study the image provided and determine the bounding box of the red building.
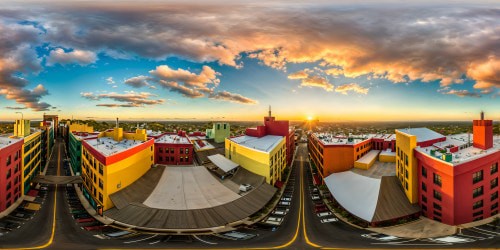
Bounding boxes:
[0,137,23,213]
[154,131,194,165]
[414,113,499,225]
[245,107,296,166]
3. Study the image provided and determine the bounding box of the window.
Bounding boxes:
[170,156,174,162]
[492,191,498,201]
[6,169,11,179]
[405,169,409,178]
[159,156,163,162]
[434,211,442,217]
[473,186,484,198]
[433,202,442,210]
[99,193,103,203]
[98,179,103,189]
[422,182,427,192]
[473,200,483,210]
[180,157,183,162]
[433,173,442,187]
[422,205,427,211]
[159,147,163,153]
[99,164,103,175]
[492,202,498,210]
[472,210,483,217]
[150,146,153,151]
[433,190,442,201]
[170,148,174,154]
[422,167,427,178]
[185,148,189,154]
[223,124,227,129]
[179,148,183,154]
[491,178,498,189]
[433,216,441,222]
[473,170,483,184]
[6,155,11,166]
[492,163,498,175]
[422,195,427,203]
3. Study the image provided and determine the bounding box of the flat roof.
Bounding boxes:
[313,133,396,146]
[85,137,149,156]
[143,166,241,210]
[191,138,215,151]
[0,135,22,150]
[229,135,284,152]
[72,132,99,140]
[416,135,500,166]
[351,161,396,179]
[396,128,445,143]
[355,150,380,164]
[207,154,239,173]
[155,134,191,144]
[146,130,164,137]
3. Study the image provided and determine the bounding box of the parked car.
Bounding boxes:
[73,213,91,219]
[316,212,332,217]
[76,217,96,223]
[320,218,338,223]
[0,221,20,230]
[278,201,291,206]
[10,212,31,220]
[281,197,292,201]
[71,209,87,214]
[311,195,321,201]
[272,210,287,216]
[82,225,105,231]
[315,206,328,213]
[239,184,253,192]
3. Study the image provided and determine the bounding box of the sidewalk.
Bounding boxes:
[369,217,457,238]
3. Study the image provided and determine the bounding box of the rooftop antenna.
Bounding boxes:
[480,111,484,120]
[268,105,272,118]
[116,117,119,128]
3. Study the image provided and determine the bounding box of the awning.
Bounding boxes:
[207,154,239,173]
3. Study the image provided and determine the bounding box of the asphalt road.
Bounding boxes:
[0,138,498,249]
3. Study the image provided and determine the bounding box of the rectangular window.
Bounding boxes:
[98,179,103,189]
[433,216,441,222]
[185,148,189,154]
[170,148,174,154]
[433,190,442,201]
[422,182,427,192]
[99,193,103,203]
[473,186,484,198]
[491,178,498,189]
[491,202,498,210]
[223,124,227,129]
[159,156,163,161]
[472,210,483,217]
[434,210,442,217]
[99,164,103,175]
[6,155,11,166]
[473,170,483,184]
[491,163,498,175]
[433,173,442,187]
[473,200,483,210]
[422,195,427,203]
[422,167,427,178]
[433,202,442,210]
[159,147,163,153]
[422,205,427,211]
[492,191,498,201]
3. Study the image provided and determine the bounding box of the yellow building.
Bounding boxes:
[81,127,154,211]
[13,120,42,195]
[225,135,286,185]
[395,130,418,204]
[69,122,94,133]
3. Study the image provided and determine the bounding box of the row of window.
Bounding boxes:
[157,147,190,154]
[158,156,190,163]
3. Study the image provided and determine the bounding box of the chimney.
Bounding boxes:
[480,111,484,120]
[268,105,272,118]
[116,118,119,128]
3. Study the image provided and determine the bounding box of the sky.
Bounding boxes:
[0,1,499,122]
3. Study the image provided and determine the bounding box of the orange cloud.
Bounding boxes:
[300,75,334,92]
[335,83,369,95]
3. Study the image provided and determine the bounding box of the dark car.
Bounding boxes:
[73,213,91,219]
[0,221,21,230]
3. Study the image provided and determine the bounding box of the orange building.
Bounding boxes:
[308,133,395,180]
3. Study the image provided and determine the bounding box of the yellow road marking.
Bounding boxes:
[301,159,322,248]
[17,143,60,249]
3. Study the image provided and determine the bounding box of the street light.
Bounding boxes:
[15,111,23,120]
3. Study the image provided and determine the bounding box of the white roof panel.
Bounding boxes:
[324,171,381,222]
[207,154,239,173]
[396,128,444,143]
[229,135,283,152]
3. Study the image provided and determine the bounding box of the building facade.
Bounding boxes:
[154,131,193,165]
[206,123,230,143]
[0,137,23,213]
[226,135,286,185]
[308,134,396,180]
[81,127,154,211]
[68,123,96,175]
[396,112,499,225]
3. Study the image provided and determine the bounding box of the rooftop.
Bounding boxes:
[416,135,500,166]
[396,127,445,143]
[72,132,99,140]
[190,137,215,151]
[155,133,191,144]
[85,137,149,156]
[313,133,396,145]
[229,135,284,152]
[146,130,164,137]
[0,135,22,150]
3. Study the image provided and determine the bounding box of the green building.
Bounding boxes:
[206,122,230,143]
[68,132,98,175]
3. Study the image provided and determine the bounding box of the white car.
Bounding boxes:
[266,217,283,222]
[279,201,291,206]
[281,197,292,201]
[311,195,321,201]
[272,210,287,216]
[316,212,332,217]
[239,184,253,192]
[320,218,338,223]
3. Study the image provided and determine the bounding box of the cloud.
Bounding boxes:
[325,68,343,76]
[0,84,51,111]
[124,75,153,88]
[150,65,220,93]
[81,91,165,107]
[335,83,369,95]
[467,57,500,89]
[5,106,27,110]
[442,89,482,98]
[46,48,97,66]
[157,80,204,98]
[106,77,115,85]
[288,70,310,79]
[299,75,334,92]
[209,91,258,104]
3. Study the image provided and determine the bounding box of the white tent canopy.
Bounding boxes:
[324,171,381,222]
[207,154,239,173]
